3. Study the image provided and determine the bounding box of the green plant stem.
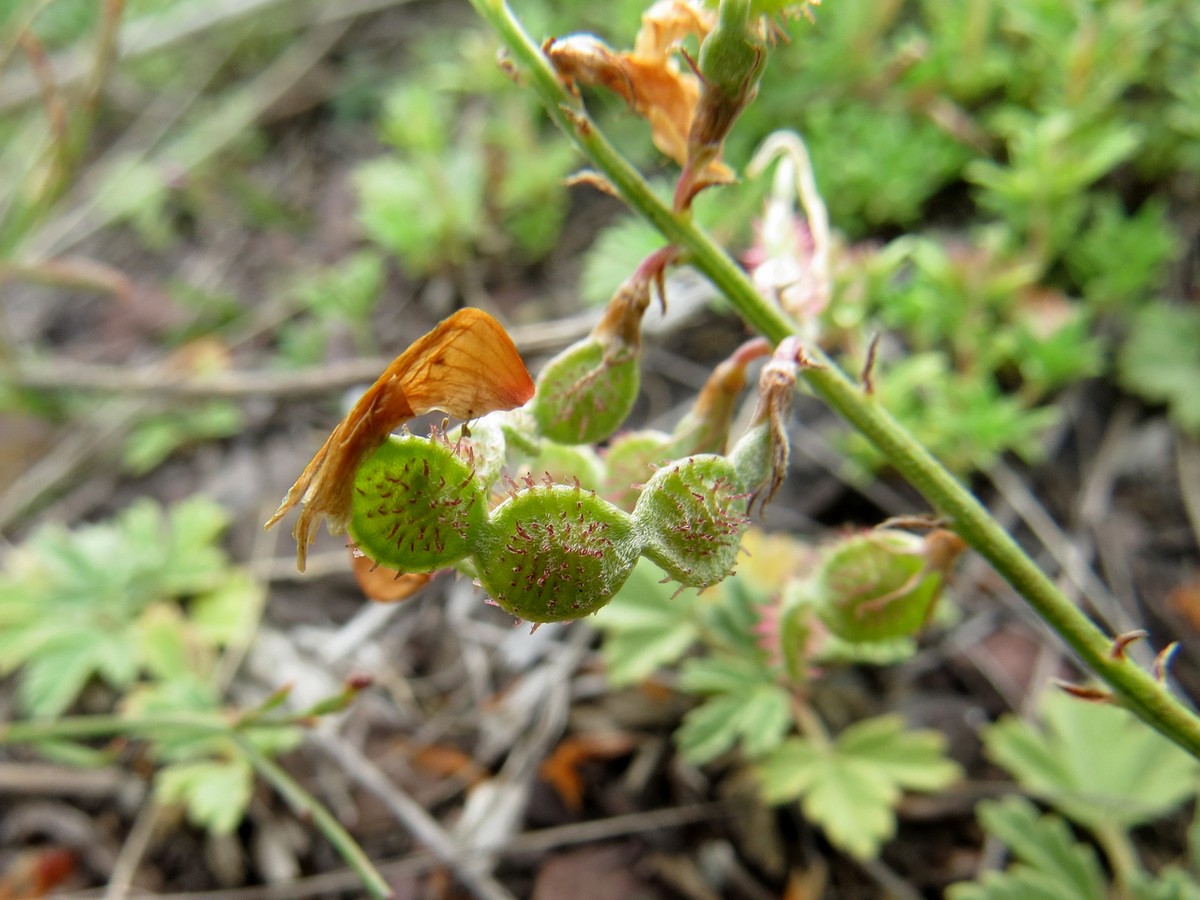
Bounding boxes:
[790,696,831,750]
[231,734,392,900]
[1093,821,1139,899]
[468,0,1200,759]
[0,715,391,899]
[0,713,230,744]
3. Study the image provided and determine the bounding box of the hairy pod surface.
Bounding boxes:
[728,420,774,495]
[531,338,640,445]
[475,484,643,622]
[349,434,485,572]
[446,413,509,492]
[633,454,750,589]
[814,530,944,642]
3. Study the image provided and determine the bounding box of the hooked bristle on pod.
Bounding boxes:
[348,433,486,572]
[522,441,606,492]
[632,454,751,590]
[812,529,959,643]
[445,412,510,491]
[474,483,644,622]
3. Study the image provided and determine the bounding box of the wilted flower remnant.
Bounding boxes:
[547,1,732,208]
[744,131,833,334]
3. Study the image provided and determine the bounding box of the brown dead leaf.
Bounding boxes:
[399,740,488,788]
[546,0,732,186]
[1168,573,1200,632]
[539,732,637,811]
[0,848,76,899]
[783,861,829,900]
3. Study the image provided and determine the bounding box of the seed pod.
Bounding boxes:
[758,586,824,684]
[348,434,485,572]
[813,529,960,643]
[728,420,773,497]
[602,430,672,511]
[633,454,750,589]
[676,0,766,208]
[728,337,808,509]
[531,274,650,445]
[475,483,643,622]
[668,337,771,457]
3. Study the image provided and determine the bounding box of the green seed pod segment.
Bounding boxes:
[633,454,751,590]
[348,433,486,573]
[532,338,641,445]
[602,429,672,511]
[531,274,651,445]
[813,530,946,643]
[474,483,644,622]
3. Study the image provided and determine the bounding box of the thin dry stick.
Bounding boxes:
[26,15,354,258]
[100,804,727,900]
[987,459,1148,659]
[4,314,600,399]
[0,0,409,113]
[311,731,517,900]
[17,31,68,148]
[103,802,163,900]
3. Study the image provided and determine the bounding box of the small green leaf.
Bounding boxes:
[983,691,1200,831]
[836,715,963,792]
[677,684,791,763]
[678,654,771,695]
[756,715,960,859]
[593,559,703,685]
[190,570,264,646]
[1128,868,1200,900]
[800,754,900,860]
[1118,304,1200,434]
[137,604,195,682]
[19,630,135,718]
[947,798,1107,900]
[156,758,253,835]
[757,737,824,804]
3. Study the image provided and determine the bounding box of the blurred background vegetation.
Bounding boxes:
[1,0,1198,895]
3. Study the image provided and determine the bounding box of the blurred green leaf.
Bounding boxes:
[983,691,1200,831]
[0,497,249,716]
[758,715,960,859]
[156,758,253,835]
[593,559,702,685]
[948,797,1107,900]
[1118,305,1200,435]
[677,680,792,763]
